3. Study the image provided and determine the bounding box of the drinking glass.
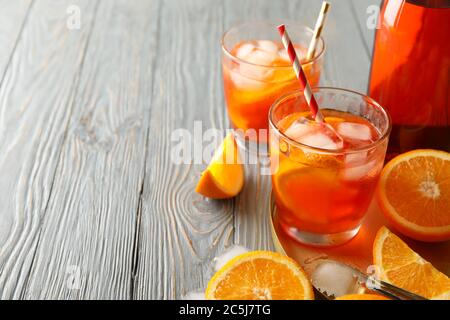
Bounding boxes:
[269,88,391,246]
[222,21,325,151]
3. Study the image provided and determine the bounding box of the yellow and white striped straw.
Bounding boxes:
[306,1,330,61]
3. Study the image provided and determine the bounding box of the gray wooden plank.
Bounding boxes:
[0,0,98,299]
[134,0,235,300]
[350,0,383,59]
[0,0,33,244]
[21,0,161,300]
[233,158,275,251]
[0,0,33,80]
[319,0,375,92]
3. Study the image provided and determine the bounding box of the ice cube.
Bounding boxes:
[278,49,290,62]
[345,152,368,165]
[342,160,379,181]
[245,48,277,66]
[285,120,344,150]
[237,44,277,80]
[278,45,306,63]
[312,261,361,298]
[182,291,206,300]
[239,63,274,81]
[235,43,255,60]
[229,68,265,89]
[213,245,249,271]
[300,132,343,150]
[337,122,372,141]
[257,40,279,54]
[284,120,314,141]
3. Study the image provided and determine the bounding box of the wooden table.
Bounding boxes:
[0,0,382,299]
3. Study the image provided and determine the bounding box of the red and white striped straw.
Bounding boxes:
[277,24,324,122]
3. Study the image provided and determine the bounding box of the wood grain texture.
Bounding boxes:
[350,0,383,59]
[0,0,379,300]
[0,0,98,299]
[0,0,33,243]
[319,0,375,93]
[21,0,161,299]
[134,0,235,300]
[0,0,32,80]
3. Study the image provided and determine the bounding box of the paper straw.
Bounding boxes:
[306,1,330,60]
[277,24,324,122]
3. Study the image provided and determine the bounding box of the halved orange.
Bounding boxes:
[196,133,244,199]
[335,294,389,300]
[377,149,450,242]
[205,251,314,300]
[373,226,450,300]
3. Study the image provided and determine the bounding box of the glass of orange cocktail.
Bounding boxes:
[221,22,325,149]
[269,88,391,246]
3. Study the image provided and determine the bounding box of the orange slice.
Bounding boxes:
[205,251,314,300]
[373,226,450,300]
[335,294,389,300]
[274,165,338,221]
[324,116,345,123]
[376,149,450,242]
[196,133,244,199]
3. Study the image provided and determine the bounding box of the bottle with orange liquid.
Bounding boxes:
[369,0,450,154]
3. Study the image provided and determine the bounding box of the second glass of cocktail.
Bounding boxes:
[269,88,391,246]
[221,22,325,150]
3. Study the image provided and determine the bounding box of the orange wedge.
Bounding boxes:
[373,226,450,300]
[196,133,244,199]
[205,251,314,300]
[274,165,338,221]
[335,294,389,300]
[377,149,450,242]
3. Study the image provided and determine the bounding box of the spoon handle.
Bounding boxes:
[366,277,428,300]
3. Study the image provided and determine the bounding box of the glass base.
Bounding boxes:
[281,222,361,247]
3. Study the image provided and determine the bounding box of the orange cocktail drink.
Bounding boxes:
[221,22,324,145]
[269,88,391,246]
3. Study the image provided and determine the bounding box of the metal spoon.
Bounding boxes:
[311,260,428,300]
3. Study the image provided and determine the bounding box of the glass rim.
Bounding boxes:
[221,21,325,70]
[268,87,392,155]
